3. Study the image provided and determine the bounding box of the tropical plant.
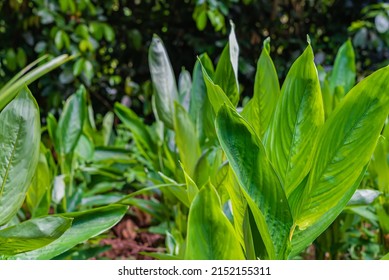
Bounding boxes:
[115,23,389,260]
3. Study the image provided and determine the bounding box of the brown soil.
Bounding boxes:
[98,206,165,260]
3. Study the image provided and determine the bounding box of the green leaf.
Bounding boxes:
[0,216,72,255]
[329,40,356,96]
[317,65,332,119]
[369,136,389,193]
[242,38,280,139]
[202,64,234,113]
[55,30,65,50]
[180,162,199,204]
[9,205,128,260]
[114,102,157,167]
[56,85,87,155]
[173,102,201,177]
[216,105,293,259]
[381,252,389,260]
[26,147,52,217]
[0,88,40,226]
[148,34,178,129]
[265,45,324,197]
[0,54,71,110]
[221,163,247,248]
[295,65,389,230]
[290,166,367,256]
[214,22,239,106]
[185,183,245,260]
[189,54,215,144]
[178,68,191,111]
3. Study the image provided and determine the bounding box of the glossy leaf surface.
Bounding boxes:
[216,105,293,259]
[296,65,389,231]
[0,88,40,226]
[265,45,324,197]
[0,216,72,255]
[10,205,127,260]
[242,38,280,139]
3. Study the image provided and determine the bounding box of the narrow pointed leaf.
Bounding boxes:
[185,183,245,260]
[329,39,356,95]
[242,38,280,139]
[214,22,239,106]
[0,88,40,226]
[0,54,71,110]
[173,102,201,177]
[265,45,324,197]
[216,105,293,259]
[148,34,178,129]
[189,54,215,144]
[56,85,87,155]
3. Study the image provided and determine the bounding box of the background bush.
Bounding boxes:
[0,0,388,116]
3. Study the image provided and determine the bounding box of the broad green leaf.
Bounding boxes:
[148,34,178,129]
[216,105,293,259]
[265,45,324,197]
[9,205,128,260]
[291,166,367,256]
[0,216,72,255]
[0,88,40,226]
[56,85,87,155]
[296,65,389,230]
[214,22,240,106]
[27,147,52,217]
[185,183,245,260]
[329,39,356,95]
[242,38,280,139]
[173,102,201,177]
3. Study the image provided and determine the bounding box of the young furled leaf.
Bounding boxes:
[149,34,179,129]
